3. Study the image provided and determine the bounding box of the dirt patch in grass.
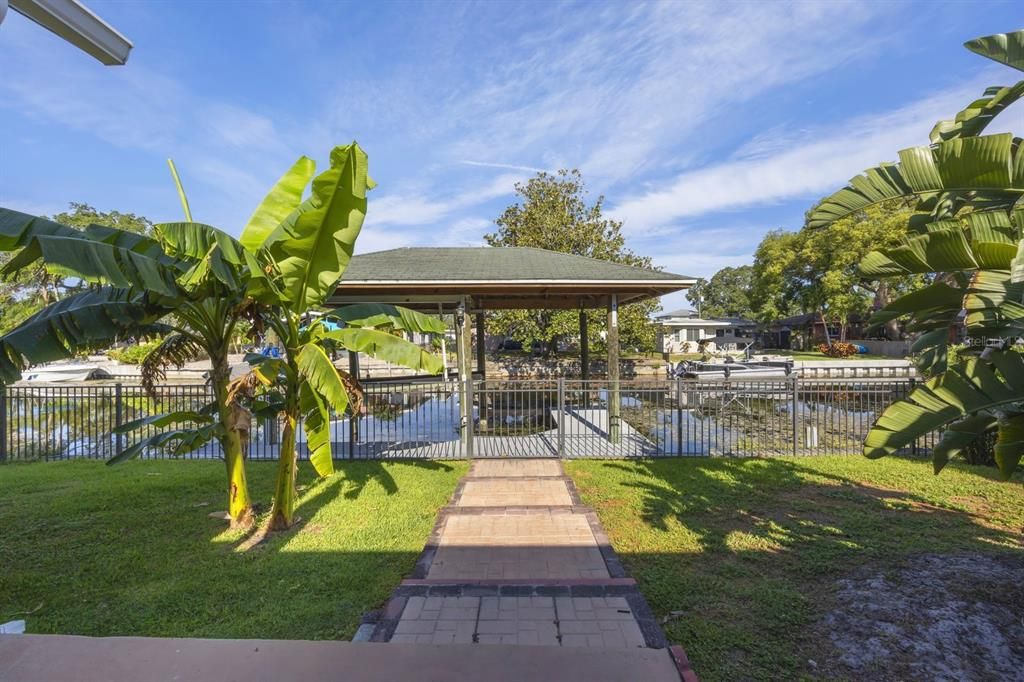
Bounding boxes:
[813,553,1024,682]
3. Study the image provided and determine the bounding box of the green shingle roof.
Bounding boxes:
[342,247,694,282]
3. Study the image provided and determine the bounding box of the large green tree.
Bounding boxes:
[749,201,923,340]
[685,265,755,319]
[0,203,152,334]
[485,169,658,353]
[807,29,1024,477]
[749,230,804,324]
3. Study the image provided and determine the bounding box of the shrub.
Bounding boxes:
[107,340,162,365]
[817,342,858,358]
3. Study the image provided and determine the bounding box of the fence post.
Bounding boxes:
[676,378,683,457]
[909,376,918,457]
[791,376,799,457]
[0,383,7,462]
[557,378,565,458]
[114,383,124,455]
[348,351,359,460]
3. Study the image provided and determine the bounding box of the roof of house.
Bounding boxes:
[655,307,698,319]
[655,308,755,327]
[661,317,756,328]
[330,247,696,311]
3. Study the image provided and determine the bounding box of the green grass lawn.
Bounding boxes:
[0,459,466,639]
[566,456,1023,682]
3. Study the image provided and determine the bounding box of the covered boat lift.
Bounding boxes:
[327,246,695,448]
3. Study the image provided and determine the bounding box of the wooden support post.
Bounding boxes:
[462,300,474,453]
[455,300,467,445]
[475,313,486,376]
[476,311,488,429]
[579,309,589,381]
[438,304,448,381]
[607,295,620,444]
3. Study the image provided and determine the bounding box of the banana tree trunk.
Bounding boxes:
[211,354,253,529]
[221,426,253,528]
[268,411,299,530]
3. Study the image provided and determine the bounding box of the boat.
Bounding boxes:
[21,363,112,382]
[671,359,792,382]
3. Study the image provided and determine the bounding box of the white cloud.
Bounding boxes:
[0,198,67,218]
[202,104,281,150]
[442,1,898,183]
[609,79,1003,234]
[445,217,493,245]
[353,227,416,254]
[459,160,550,174]
[368,172,525,227]
[192,158,267,204]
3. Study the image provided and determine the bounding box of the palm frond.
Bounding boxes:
[140,333,202,398]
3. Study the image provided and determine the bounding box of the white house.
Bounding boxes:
[654,308,756,354]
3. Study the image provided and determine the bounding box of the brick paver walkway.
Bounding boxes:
[370,458,676,663]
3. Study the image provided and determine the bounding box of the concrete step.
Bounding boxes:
[0,634,683,682]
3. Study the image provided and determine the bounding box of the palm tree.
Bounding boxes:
[235,144,444,529]
[1,142,447,531]
[807,29,1024,478]
[0,212,266,526]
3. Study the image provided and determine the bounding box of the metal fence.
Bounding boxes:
[0,377,935,462]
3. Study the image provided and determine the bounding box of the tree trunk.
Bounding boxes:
[222,428,254,529]
[268,411,299,531]
[874,280,900,340]
[210,352,254,529]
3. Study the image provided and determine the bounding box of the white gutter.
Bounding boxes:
[8,0,132,65]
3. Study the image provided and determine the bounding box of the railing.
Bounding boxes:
[0,377,936,462]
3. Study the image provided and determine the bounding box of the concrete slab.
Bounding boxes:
[458,479,572,507]
[428,511,608,580]
[471,459,563,477]
[0,634,682,682]
[392,596,645,649]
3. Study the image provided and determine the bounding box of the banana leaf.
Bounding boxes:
[0,287,172,383]
[326,303,447,334]
[240,156,316,251]
[264,143,374,312]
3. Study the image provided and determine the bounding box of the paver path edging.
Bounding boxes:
[365,458,693,680]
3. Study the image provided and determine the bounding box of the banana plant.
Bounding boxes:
[237,144,445,530]
[0,208,267,527]
[807,28,1024,478]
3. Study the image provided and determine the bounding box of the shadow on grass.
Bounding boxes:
[0,458,464,642]
[293,458,456,518]
[595,455,1020,558]
[569,455,1023,681]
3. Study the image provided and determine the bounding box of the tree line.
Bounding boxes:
[686,201,929,341]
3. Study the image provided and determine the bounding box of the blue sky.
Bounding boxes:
[1,1,1022,311]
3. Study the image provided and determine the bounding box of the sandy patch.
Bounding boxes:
[815,553,1024,681]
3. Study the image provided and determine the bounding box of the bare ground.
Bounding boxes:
[814,553,1024,682]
